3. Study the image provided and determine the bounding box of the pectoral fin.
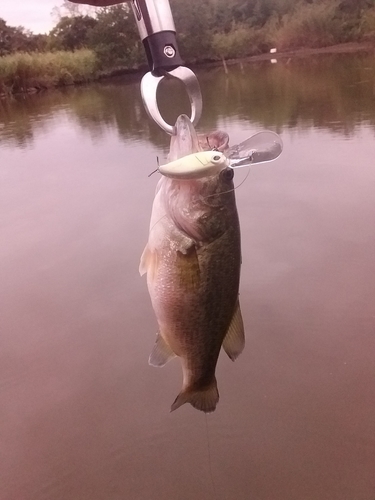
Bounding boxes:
[222,300,245,361]
[139,244,159,280]
[149,333,176,367]
[139,244,150,276]
[176,246,201,290]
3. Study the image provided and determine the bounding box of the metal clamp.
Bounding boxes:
[131,0,202,134]
[140,67,202,135]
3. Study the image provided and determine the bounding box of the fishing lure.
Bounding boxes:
[159,131,283,179]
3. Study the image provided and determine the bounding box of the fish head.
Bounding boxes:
[161,126,231,181]
[168,114,230,159]
[168,114,201,162]
[164,115,231,180]
[160,115,237,242]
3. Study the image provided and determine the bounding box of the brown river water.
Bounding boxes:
[0,53,374,500]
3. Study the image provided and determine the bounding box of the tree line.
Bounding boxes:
[1,0,375,65]
[1,0,375,94]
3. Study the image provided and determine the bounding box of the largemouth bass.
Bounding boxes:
[140,115,244,413]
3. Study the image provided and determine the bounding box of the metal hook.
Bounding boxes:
[140,66,203,135]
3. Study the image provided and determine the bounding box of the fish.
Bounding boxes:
[140,114,244,413]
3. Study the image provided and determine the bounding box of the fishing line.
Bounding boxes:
[148,156,161,177]
[149,213,167,235]
[148,168,159,177]
[205,413,218,500]
[233,167,251,192]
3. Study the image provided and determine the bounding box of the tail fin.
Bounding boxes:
[170,379,219,413]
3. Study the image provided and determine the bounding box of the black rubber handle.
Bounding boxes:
[143,31,184,75]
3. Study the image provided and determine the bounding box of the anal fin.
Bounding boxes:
[149,333,176,367]
[222,299,245,361]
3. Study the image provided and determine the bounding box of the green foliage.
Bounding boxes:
[87,5,144,69]
[0,18,47,56]
[339,0,375,16]
[0,49,98,94]
[49,15,97,51]
[361,6,375,39]
[171,0,214,61]
[274,0,347,49]
[212,25,269,59]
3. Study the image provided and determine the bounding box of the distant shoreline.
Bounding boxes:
[193,42,375,69]
[98,41,375,85]
[1,42,374,98]
[86,41,375,80]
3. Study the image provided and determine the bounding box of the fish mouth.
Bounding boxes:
[168,114,201,162]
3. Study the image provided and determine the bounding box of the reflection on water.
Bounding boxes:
[2,52,375,149]
[1,52,375,500]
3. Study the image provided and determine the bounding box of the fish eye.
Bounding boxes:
[221,168,234,181]
[211,154,223,163]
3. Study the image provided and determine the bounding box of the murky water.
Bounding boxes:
[1,52,375,500]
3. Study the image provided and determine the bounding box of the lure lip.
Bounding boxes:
[227,131,283,168]
[159,151,229,179]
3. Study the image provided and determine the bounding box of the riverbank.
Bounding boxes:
[1,42,374,98]
[212,41,375,75]
[243,41,375,62]
[0,50,99,97]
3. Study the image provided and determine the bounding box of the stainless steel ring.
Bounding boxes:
[140,66,203,135]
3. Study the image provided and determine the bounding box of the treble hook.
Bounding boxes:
[131,0,203,135]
